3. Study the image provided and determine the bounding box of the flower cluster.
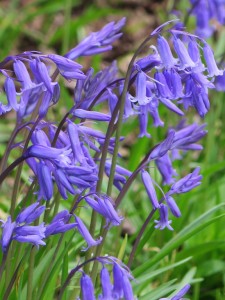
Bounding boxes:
[189,0,225,38]
[0,17,220,299]
[79,258,134,300]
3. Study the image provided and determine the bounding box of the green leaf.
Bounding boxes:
[133,204,225,277]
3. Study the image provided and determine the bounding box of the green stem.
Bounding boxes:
[26,247,36,300]
[0,251,8,281]
[3,247,31,300]
[62,0,72,54]
[127,209,156,268]
[10,117,40,217]
[0,125,18,174]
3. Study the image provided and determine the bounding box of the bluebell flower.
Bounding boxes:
[138,105,151,138]
[111,261,134,300]
[112,263,124,299]
[188,39,205,72]
[168,167,202,195]
[99,266,113,299]
[72,109,111,122]
[14,223,46,248]
[155,72,173,99]
[171,284,191,300]
[0,217,16,252]
[190,0,225,38]
[172,123,207,150]
[45,210,76,237]
[141,170,160,209]
[157,35,177,69]
[0,204,47,251]
[75,215,102,251]
[67,121,87,166]
[36,161,53,201]
[173,36,196,70]
[166,195,181,218]
[85,195,123,227]
[203,43,223,77]
[105,161,131,191]
[154,203,173,231]
[163,69,184,99]
[47,54,85,80]
[16,202,45,225]
[156,153,177,185]
[65,18,126,60]
[149,130,175,160]
[160,283,191,300]
[148,97,164,127]
[4,77,19,111]
[80,272,95,300]
[31,127,51,147]
[107,88,118,116]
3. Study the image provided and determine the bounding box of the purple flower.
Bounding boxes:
[67,121,86,165]
[169,167,202,195]
[149,130,175,160]
[13,235,46,247]
[36,161,53,201]
[163,69,184,99]
[215,70,225,91]
[65,18,126,60]
[173,36,196,69]
[45,210,76,237]
[80,273,95,300]
[160,283,191,300]
[86,194,123,226]
[203,43,223,77]
[134,71,151,105]
[159,97,184,116]
[155,72,173,99]
[112,263,124,299]
[138,105,151,138]
[0,217,16,252]
[141,170,160,209]
[4,77,19,111]
[172,123,206,150]
[16,202,45,225]
[156,153,177,185]
[157,35,177,68]
[13,59,33,89]
[14,223,46,248]
[72,109,111,122]
[154,204,173,231]
[75,215,102,251]
[166,195,181,218]
[171,284,191,300]
[15,224,45,238]
[99,266,113,299]
[47,54,85,80]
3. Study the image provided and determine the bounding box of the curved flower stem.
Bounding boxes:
[127,209,156,268]
[0,156,26,186]
[57,257,98,300]
[0,121,34,175]
[0,125,19,174]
